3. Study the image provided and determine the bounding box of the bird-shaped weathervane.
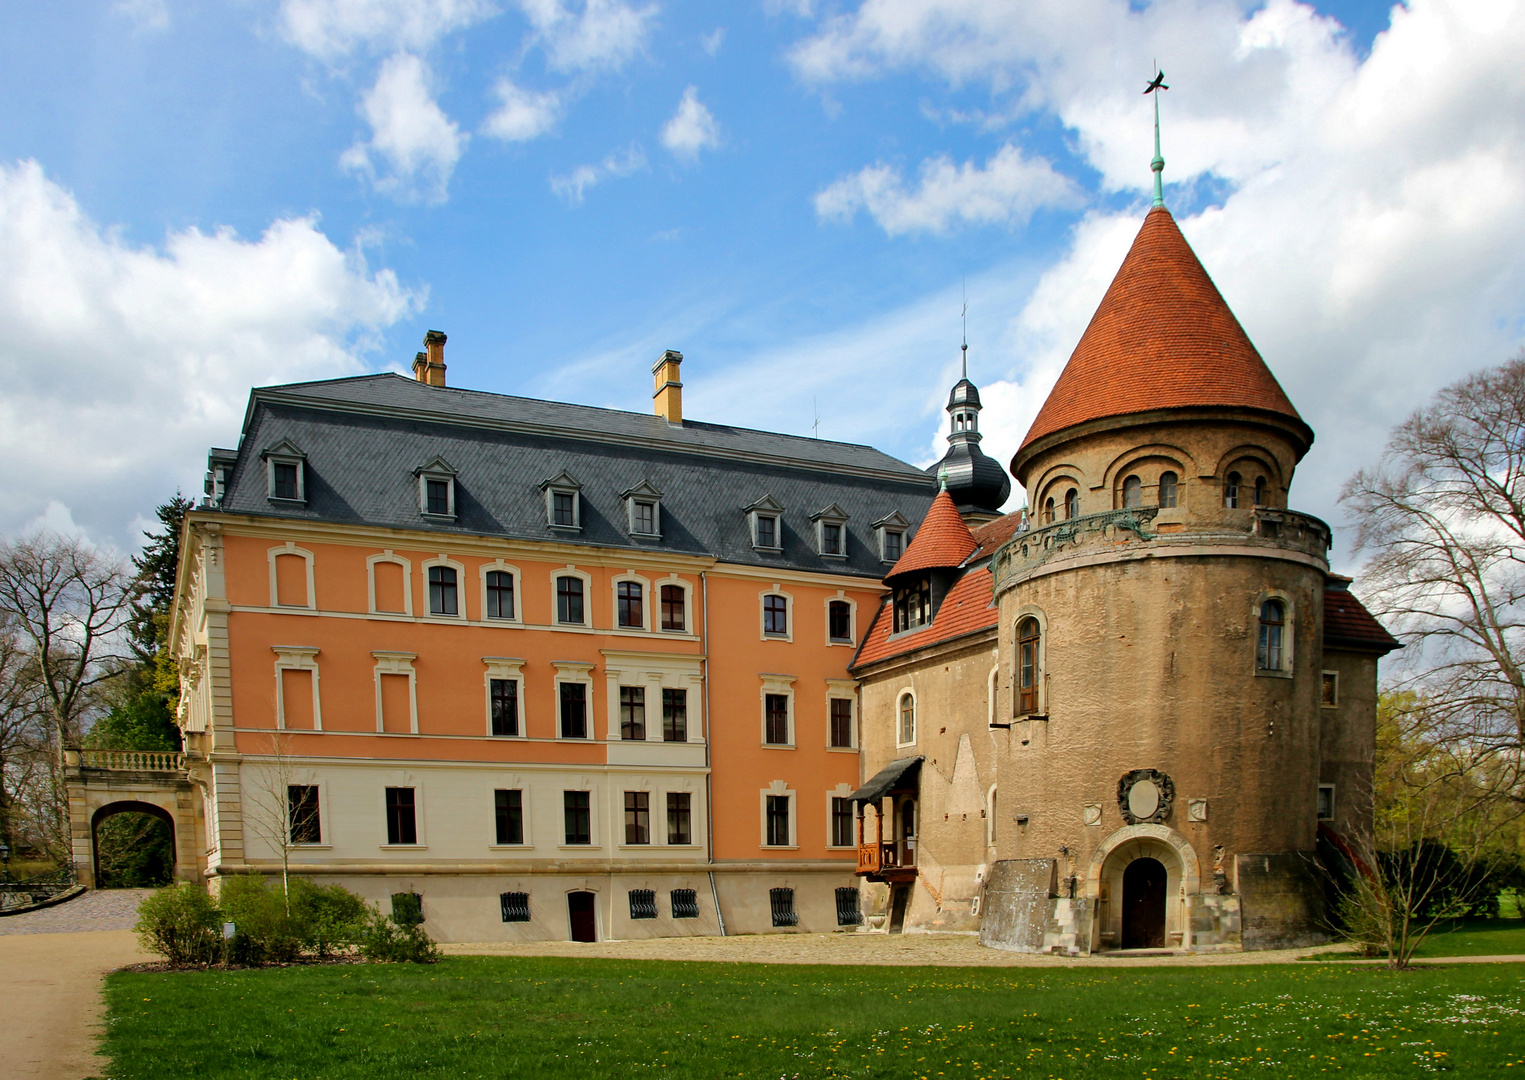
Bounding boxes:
[1143,67,1168,207]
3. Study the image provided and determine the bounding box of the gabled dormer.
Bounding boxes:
[620,480,664,538]
[540,470,583,532]
[810,503,849,559]
[743,494,786,552]
[414,455,458,520]
[871,510,912,564]
[261,439,307,504]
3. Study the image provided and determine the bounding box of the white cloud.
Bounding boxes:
[700,27,725,56]
[0,160,421,546]
[516,0,657,74]
[482,78,562,141]
[280,0,498,59]
[340,52,466,203]
[660,86,721,163]
[549,143,647,203]
[815,143,1078,235]
[113,0,169,31]
[782,0,1525,552]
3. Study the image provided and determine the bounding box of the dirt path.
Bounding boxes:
[0,890,154,1080]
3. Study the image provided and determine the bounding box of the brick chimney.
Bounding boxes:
[652,350,683,424]
[412,330,447,386]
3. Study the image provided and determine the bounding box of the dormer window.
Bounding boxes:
[892,577,932,633]
[872,511,911,564]
[811,504,849,559]
[744,495,786,552]
[414,456,457,519]
[261,440,307,504]
[541,471,583,531]
[620,481,663,539]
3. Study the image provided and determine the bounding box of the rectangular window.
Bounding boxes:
[828,600,852,642]
[822,522,843,555]
[755,514,777,549]
[829,698,853,748]
[835,886,863,926]
[500,891,531,923]
[288,785,320,845]
[662,688,687,742]
[831,796,854,847]
[670,888,699,919]
[763,594,788,636]
[883,530,903,561]
[1321,671,1339,707]
[633,501,656,534]
[624,791,650,845]
[563,790,591,845]
[667,792,692,845]
[764,693,790,745]
[766,794,790,846]
[486,570,515,619]
[660,584,686,631]
[628,888,658,919]
[425,478,450,515]
[272,461,299,500]
[769,886,798,927]
[552,490,576,526]
[559,681,588,739]
[617,581,644,628]
[556,576,584,624]
[428,565,458,616]
[384,787,417,845]
[490,678,519,737]
[1318,784,1336,821]
[494,789,523,845]
[620,686,646,740]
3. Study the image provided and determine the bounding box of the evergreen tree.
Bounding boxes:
[129,493,192,665]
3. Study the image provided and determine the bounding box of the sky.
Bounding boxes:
[0,0,1521,572]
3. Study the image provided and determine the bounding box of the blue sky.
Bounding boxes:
[1,0,1522,570]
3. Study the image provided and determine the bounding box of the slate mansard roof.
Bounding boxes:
[210,373,936,577]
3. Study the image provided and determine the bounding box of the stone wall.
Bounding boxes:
[1235,852,1328,950]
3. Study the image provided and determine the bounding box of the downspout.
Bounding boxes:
[701,570,725,936]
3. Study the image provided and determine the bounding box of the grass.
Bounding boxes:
[1302,918,1525,961]
[103,955,1525,1078]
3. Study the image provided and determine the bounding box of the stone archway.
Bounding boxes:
[1087,823,1201,951]
[63,750,202,888]
[91,801,177,887]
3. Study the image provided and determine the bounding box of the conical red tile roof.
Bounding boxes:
[886,490,978,580]
[1018,207,1306,457]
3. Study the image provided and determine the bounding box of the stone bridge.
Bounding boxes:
[62,749,203,888]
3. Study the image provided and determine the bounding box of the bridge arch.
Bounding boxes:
[63,750,203,888]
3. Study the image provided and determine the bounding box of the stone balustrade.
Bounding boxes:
[64,748,186,773]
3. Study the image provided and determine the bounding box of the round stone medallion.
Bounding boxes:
[1117,769,1175,824]
[1127,779,1160,820]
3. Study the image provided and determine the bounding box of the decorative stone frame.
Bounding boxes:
[602,650,704,743]
[1009,605,1048,719]
[421,555,467,620]
[1086,823,1202,949]
[559,779,600,849]
[1117,768,1175,824]
[482,657,527,739]
[488,775,533,849]
[895,689,917,748]
[267,542,316,609]
[1215,446,1284,510]
[760,779,797,849]
[1253,590,1295,678]
[414,455,458,520]
[611,571,652,632]
[378,774,427,849]
[759,585,794,642]
[826,783,856,849]
[372,651,419,734]
[824,591,857,646]
[552,661,596,740]
[620,480,663,539]
[540,470,583,532]
[261,439,307,504]
[871,511,911,563]
[1034,469,1084,524]
[272,646,322,731]
[551,566,593,629]
[825,678,857,750]
[479,560,523,625]
[1100,444,1194,511]
[366,551,414,617]
[744,494,786,553]
[810,503,850,559]
[759,673,796,748]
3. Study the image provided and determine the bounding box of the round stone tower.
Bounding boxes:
[988,205,1332,953]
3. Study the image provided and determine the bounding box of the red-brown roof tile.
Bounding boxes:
[885,490,978,580]
[970,510,1028,559]
[1324,582,1400,654]
[852,567,997,669]
[1018,207,1306,456]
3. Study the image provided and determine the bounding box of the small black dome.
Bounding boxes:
[932,440,1011,515]
[948,378,981,410]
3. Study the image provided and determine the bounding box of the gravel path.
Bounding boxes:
[0,888,154,935]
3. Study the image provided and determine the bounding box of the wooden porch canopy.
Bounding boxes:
[850,756,923,805]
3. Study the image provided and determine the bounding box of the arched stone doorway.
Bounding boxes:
[62,750,202,888]
[91,801,176,888]
[1121,857,1167,948]
[1087,824,1201,952]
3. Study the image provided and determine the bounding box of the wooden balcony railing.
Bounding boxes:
[856,841,914,876]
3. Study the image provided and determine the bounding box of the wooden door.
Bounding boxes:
[1121,857,1167,949]
[568,891,596,942]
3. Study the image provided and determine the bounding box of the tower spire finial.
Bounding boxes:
[1144,65,1169,208]
[960,280,968,379]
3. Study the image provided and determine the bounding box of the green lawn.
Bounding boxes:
[103,956,1525,1079]
[1304,918,1525,961]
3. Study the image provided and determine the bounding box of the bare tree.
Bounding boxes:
[0,619,52,863]
[241,732,308,912]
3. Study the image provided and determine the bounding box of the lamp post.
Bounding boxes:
[0,842,11,882]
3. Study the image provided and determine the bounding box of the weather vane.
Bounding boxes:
[960,278,969,379]
[1144,65,1168,208]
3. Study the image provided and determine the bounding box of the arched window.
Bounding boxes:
[1158,471,1178,508]
[1064,489,1079,520]
[1258,599,1285,671]
[898,693,916,745]
[1254,476,1268,507]
[1043,497,1055,525]
[1224,471,1242,509]
[1122,475,1142,509]
[1017,617,1041,715]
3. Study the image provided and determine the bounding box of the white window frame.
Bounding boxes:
[267,542,316,610]
[559,782,599,849]
[379,777,426,849]
[553,661,596,741]
[552,566,593,629]
[422,555,467,620]
[760,673,796,748]
[489,779,532,849]
[366,551,414,617]
[620,481,663,539]
[825,679,857,750]
[872,511,911,563]
[414,455,458,520]
[811,503,850,559]
[272,646,322,731]
[262,439,307,504]
[827,783,856,850]
[760,586,793,642]
[483,657,527,739]
[760,781,797,849]
[372,651,419,735]
[896,689,917,748]
[480,560,523,625]
[602,650,704,744]
[660,783,701,848]
[541,471,583,532]
[611,571,652,632]
[824,591,857,646]
[653,575,693,635]
[744,495,786,552]
[618,783,656,849]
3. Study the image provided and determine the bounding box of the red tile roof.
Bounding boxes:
[852,566,997,669]
[1324,581,1400,654]
[970,510,1028,559]
[885,490,978,580]
[1018,207,1306,457]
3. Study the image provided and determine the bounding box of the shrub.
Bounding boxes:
[134,883,221,967]
[218,874,302,964]
[289,879,370,958]
[361,907,441,963]
[390,891,424,927]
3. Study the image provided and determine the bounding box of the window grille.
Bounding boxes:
[1158,471,1178,508]
[486,571,515,619]
[755,514,777,549]
[1258,600,1286,671]
[272,461,300,500]
[628,889,658,920]
[384,787,416,845]
[564,790,591,845]
[764,694,790,744]
[831,797,854,847]
[766,795,791,846]
[883,530,903,560]
[425,478,451,515]
[898,695,916,745]
[769,887,798,927]
[624,791,650,845]
[552,490,576,526]
[620,686,646,740]
[835,887,863,926]
[559,681,588,738]
[1018,618,1041,715]
[670,888,699,919]
[828,600,852,642]
[633,500,656,534]
[1122,474,1142,508]
[500,891,531,923]
[821,522,843,555]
